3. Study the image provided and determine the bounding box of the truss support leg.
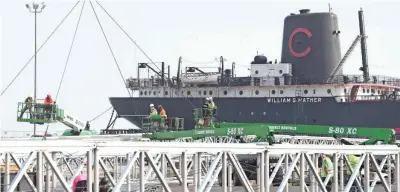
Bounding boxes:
[37,151,43,192]
[264,151,269,192]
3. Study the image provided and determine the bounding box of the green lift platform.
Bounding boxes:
[142,108,396,145]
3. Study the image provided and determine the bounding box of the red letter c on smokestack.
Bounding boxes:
[289,28,312,58]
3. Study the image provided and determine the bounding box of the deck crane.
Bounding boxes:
[16,101,97,136]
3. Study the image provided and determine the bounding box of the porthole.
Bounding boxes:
[140,91,143,95]
[271,90,276,95]
[255,70,259,74]
[367,89,370,93]
[313,89,316,94]
[327,89,332,94]
[198,91,201,95]
[255,90,259,95]
[280,90,284,94]
[164,91,168,95]
[144,91,147,95]
[223,90,228,95]
[371,89,375,94]
[304,90,308,94]
[239,90,243,95]
[203,91,207,95]
[363,89,365,93]
[279,70,283,74]
[251,112,254,116]
[209,91,213,95]
[344,88,347,93]
[153,91,156,95]
[187,91,191,95]
[263,112,266,116]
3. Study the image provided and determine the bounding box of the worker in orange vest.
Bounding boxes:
[44,94,54,119]
[158,105,167,129]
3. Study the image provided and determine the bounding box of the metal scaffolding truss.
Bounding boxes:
[1,141,400,192]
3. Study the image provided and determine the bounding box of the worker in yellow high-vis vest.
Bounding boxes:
[345,154,362,192]
[320,154,333,192]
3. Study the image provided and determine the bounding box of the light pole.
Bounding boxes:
[26,2,45,136]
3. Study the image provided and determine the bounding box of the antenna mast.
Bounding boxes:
[328,3,332,12]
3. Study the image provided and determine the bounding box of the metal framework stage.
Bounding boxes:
[0,140,400,192]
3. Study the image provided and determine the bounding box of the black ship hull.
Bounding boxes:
[109,97,400,129]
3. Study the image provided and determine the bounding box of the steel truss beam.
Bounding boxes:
[1,141,400,192]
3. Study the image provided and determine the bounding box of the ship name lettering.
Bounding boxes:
[266,97,322,103]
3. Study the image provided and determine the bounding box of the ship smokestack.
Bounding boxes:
[281,9,342,84]
[358,8,370,82]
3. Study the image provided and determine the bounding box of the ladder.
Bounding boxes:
[326,35,362,84]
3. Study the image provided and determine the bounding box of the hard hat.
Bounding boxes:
[205,97,210,101]
[209,97,213,101]
[150,104,154,107]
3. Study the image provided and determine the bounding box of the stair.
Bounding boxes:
[326,35,362,84]
[350,85,360,101]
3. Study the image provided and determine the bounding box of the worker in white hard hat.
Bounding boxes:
[206,97,217,127]
[149,104,158,116]
[19,95,33,119]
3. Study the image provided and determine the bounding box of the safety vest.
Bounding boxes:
[346,155,360,175]
[321,156,333,177]
[150,109,158,115]
[160,109,167,118]
[208,101,216,110]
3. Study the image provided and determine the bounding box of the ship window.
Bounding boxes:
[239,90,243,95]
[198,91,201,95]
[255,70,259,74]
[153,91,156,95]
[144,91,147,95]
[140,91,143,95]
[209,91,213,95]
[344,88,347,93]
[279,70,283,74]
[313,89,316,94]
[363,89,365,93]
[371,89,375,94]
[223,90,228,95]
[187,91,191,95]
[255,90,259,95]
[164,91,168,95]
[304,90,308,94]
[280,90,284,94]
[327,89,332,94]
[367,89,370,93]
[271,90,276,95]
[203,91,207,95]
[175,91,177,95]
[378,90,381,94]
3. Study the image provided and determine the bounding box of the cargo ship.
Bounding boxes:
[109,8,400,130]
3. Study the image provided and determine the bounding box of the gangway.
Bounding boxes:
[16,102,96,136]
